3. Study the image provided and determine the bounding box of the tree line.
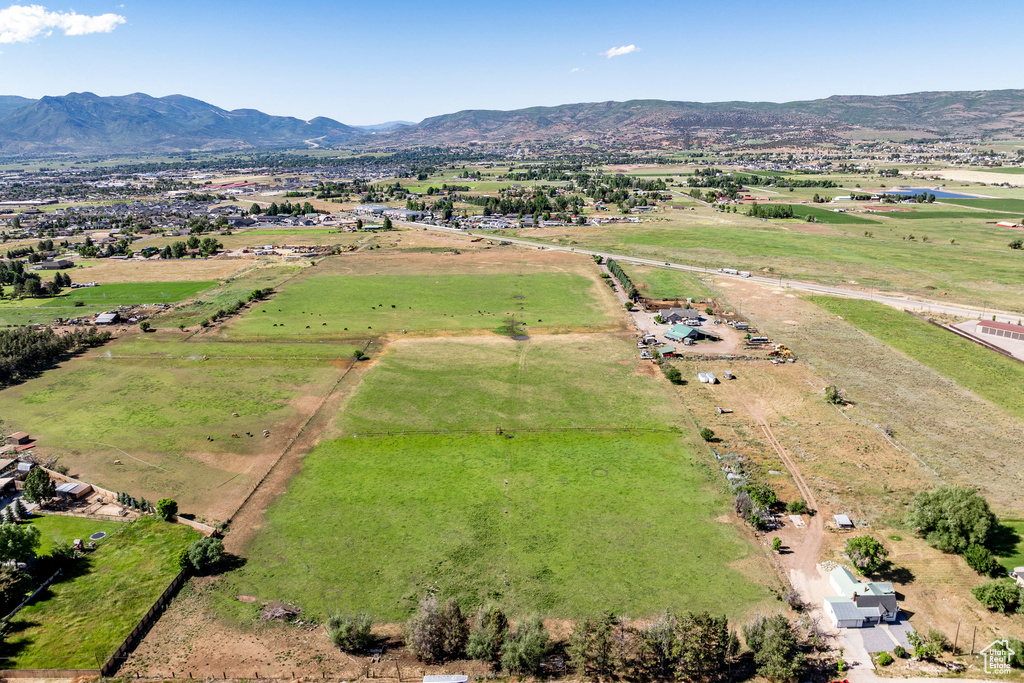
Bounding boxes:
[0,327,111,387]
[606,259,638,299]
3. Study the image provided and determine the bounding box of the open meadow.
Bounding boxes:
[0,516,197,669]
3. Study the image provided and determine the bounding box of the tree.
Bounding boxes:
[501,616,549,675]
[906,486,996,553]
[155,498,177,521]
[699,427,715,442]
[184,537,224,573]
[383,216,394,231]
[13,499,27,519]
[742,614,805,683]
[139,321,152,332]
[1009,238,1023,250]
[635,611,679,679]
[907,631,942,660]
[786,499,809,515]
[0,566,29,613]
[569,612,617,678]
[22,467,55,506]
[326,613,374,652]
[406,596,468,663]
[663,366,684,384]
[845,536,889,574]
[0,521,40,563]
[171,241,187,259]
[677,612,731,683]
[249,203,262,215]
[972,579,1024,613]
[467,605,508,665]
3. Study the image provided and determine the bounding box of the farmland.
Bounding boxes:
[218,430,770,621]
[617,263,714,301]
[225,272,617,340]
[811,297,1024,420]
[0,516,197,669]
[41,281,216,306]
[0,336,349,520]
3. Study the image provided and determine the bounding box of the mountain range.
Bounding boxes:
[2,89,1024,155]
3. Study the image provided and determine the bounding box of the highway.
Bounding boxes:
[400,221,1024,325]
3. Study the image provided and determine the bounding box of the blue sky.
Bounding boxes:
[0,0,1022,124]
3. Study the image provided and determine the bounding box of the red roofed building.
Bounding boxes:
[977,320,1024,342]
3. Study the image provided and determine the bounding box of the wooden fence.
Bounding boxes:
[0,569,61,625]
[100,567,189,676]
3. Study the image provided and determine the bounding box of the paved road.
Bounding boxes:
[401,221,1024,324]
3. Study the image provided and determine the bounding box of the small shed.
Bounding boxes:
[56,482,92,500]
[833,514,854,529]
[6,432,31,445]
[95,312,120,325]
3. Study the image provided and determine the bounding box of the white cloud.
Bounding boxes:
[570,67,582,73]
[600,44,640,59]
[0,4,125,44]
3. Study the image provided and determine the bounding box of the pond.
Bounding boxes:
[883,187,979,199]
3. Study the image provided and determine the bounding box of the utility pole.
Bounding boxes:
[953,620,960,655]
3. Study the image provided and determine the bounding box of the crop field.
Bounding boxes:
[940,197,1024,212]
[70,258,250,283]
[0,516,197,669]
[225,272,616,340]
[216,431,770,621]
[41,281,216,306]
[618,264,714,300]
[0,338,348,519]
[811,297,1024,420]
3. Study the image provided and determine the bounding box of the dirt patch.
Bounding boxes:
[73,258,253,283]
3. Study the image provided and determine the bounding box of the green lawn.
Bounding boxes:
[227,272,615,340]
[41,281,216,307]
[619,264,714,301]
[0,516,197,669]
[939,198,1024,213]
[217,432,769,621]
[995,520,1024,573]
[811,297,1024,420]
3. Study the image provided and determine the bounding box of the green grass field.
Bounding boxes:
[812,297,1024,420]
[0,516,197,669]
[995,520,1024,572]
[340,336,685,433]
[41,281,216,307]
[217,432,769,621]
[615,264,713,301]
[227,272,615,339]
[0,340,344,518]
[939,198,1024,213]
[786,205,879,225]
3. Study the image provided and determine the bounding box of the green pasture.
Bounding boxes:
[995,520,1024,573]
[785,205,879,225]
[0,516,196,669]
[340,336,685,434]
[42,281,216,307]
[217,431,770,621]
[226,272,615,340]
[939,197,1024,213]
[0,342,339,517]
[811,297,1024,420]
[618,264,714,301]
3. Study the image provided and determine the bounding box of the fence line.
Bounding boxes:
[0,569,61,626]
[101,567,189,676]
[34,509,130,523]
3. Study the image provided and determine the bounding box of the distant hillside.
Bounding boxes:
[0,92,363,154]
[379,89,1024,145]
[353,120,415,133]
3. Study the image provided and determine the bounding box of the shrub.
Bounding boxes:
[907,631,942,661]
[972,578,1024,613]
[1007,638,1024,668]
[928,628,950,652]
[155,498,178,521]
[906,486,996,553]
[699,427,714,442]
[824,385,845,405]
[663,366,684,384]
[466,605,508,664]
[406,596,469,663]
[786,499,809,515]
[139,321,151,332]
[893,645,907,658]
[326,613,374,652]
[876,651,893,666]
[185,537,224,574]
[772,537,782,552]
[963,543,1002,577]
[845,535,889,574]
[501,616,549,675]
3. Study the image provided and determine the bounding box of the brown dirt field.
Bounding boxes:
[312,246,603,277]
[71,258,253,283]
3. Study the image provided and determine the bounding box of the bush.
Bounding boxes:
[972,578,1024,613]
[963,543,1002,577]
[772,537,782,552]
[406,596,468,663]
[184,537,224,573]
[1007,638,1024,669]
[845,535,889,574]
[906,486,996,554]
[824,385,845,405]
[907,631,942,661]
[663,366,684,385]
[139,321,151,332]
[326,613,374,652]
[876,652,893,666]
[786,499,809,515]
[466,605,508,664]
[699,427,715,442]
[893,645,907,658]
[155,498,178,521]
[501,616,549,675]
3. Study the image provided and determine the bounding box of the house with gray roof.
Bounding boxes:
[823,566,899,628]
[660,308,703,324]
